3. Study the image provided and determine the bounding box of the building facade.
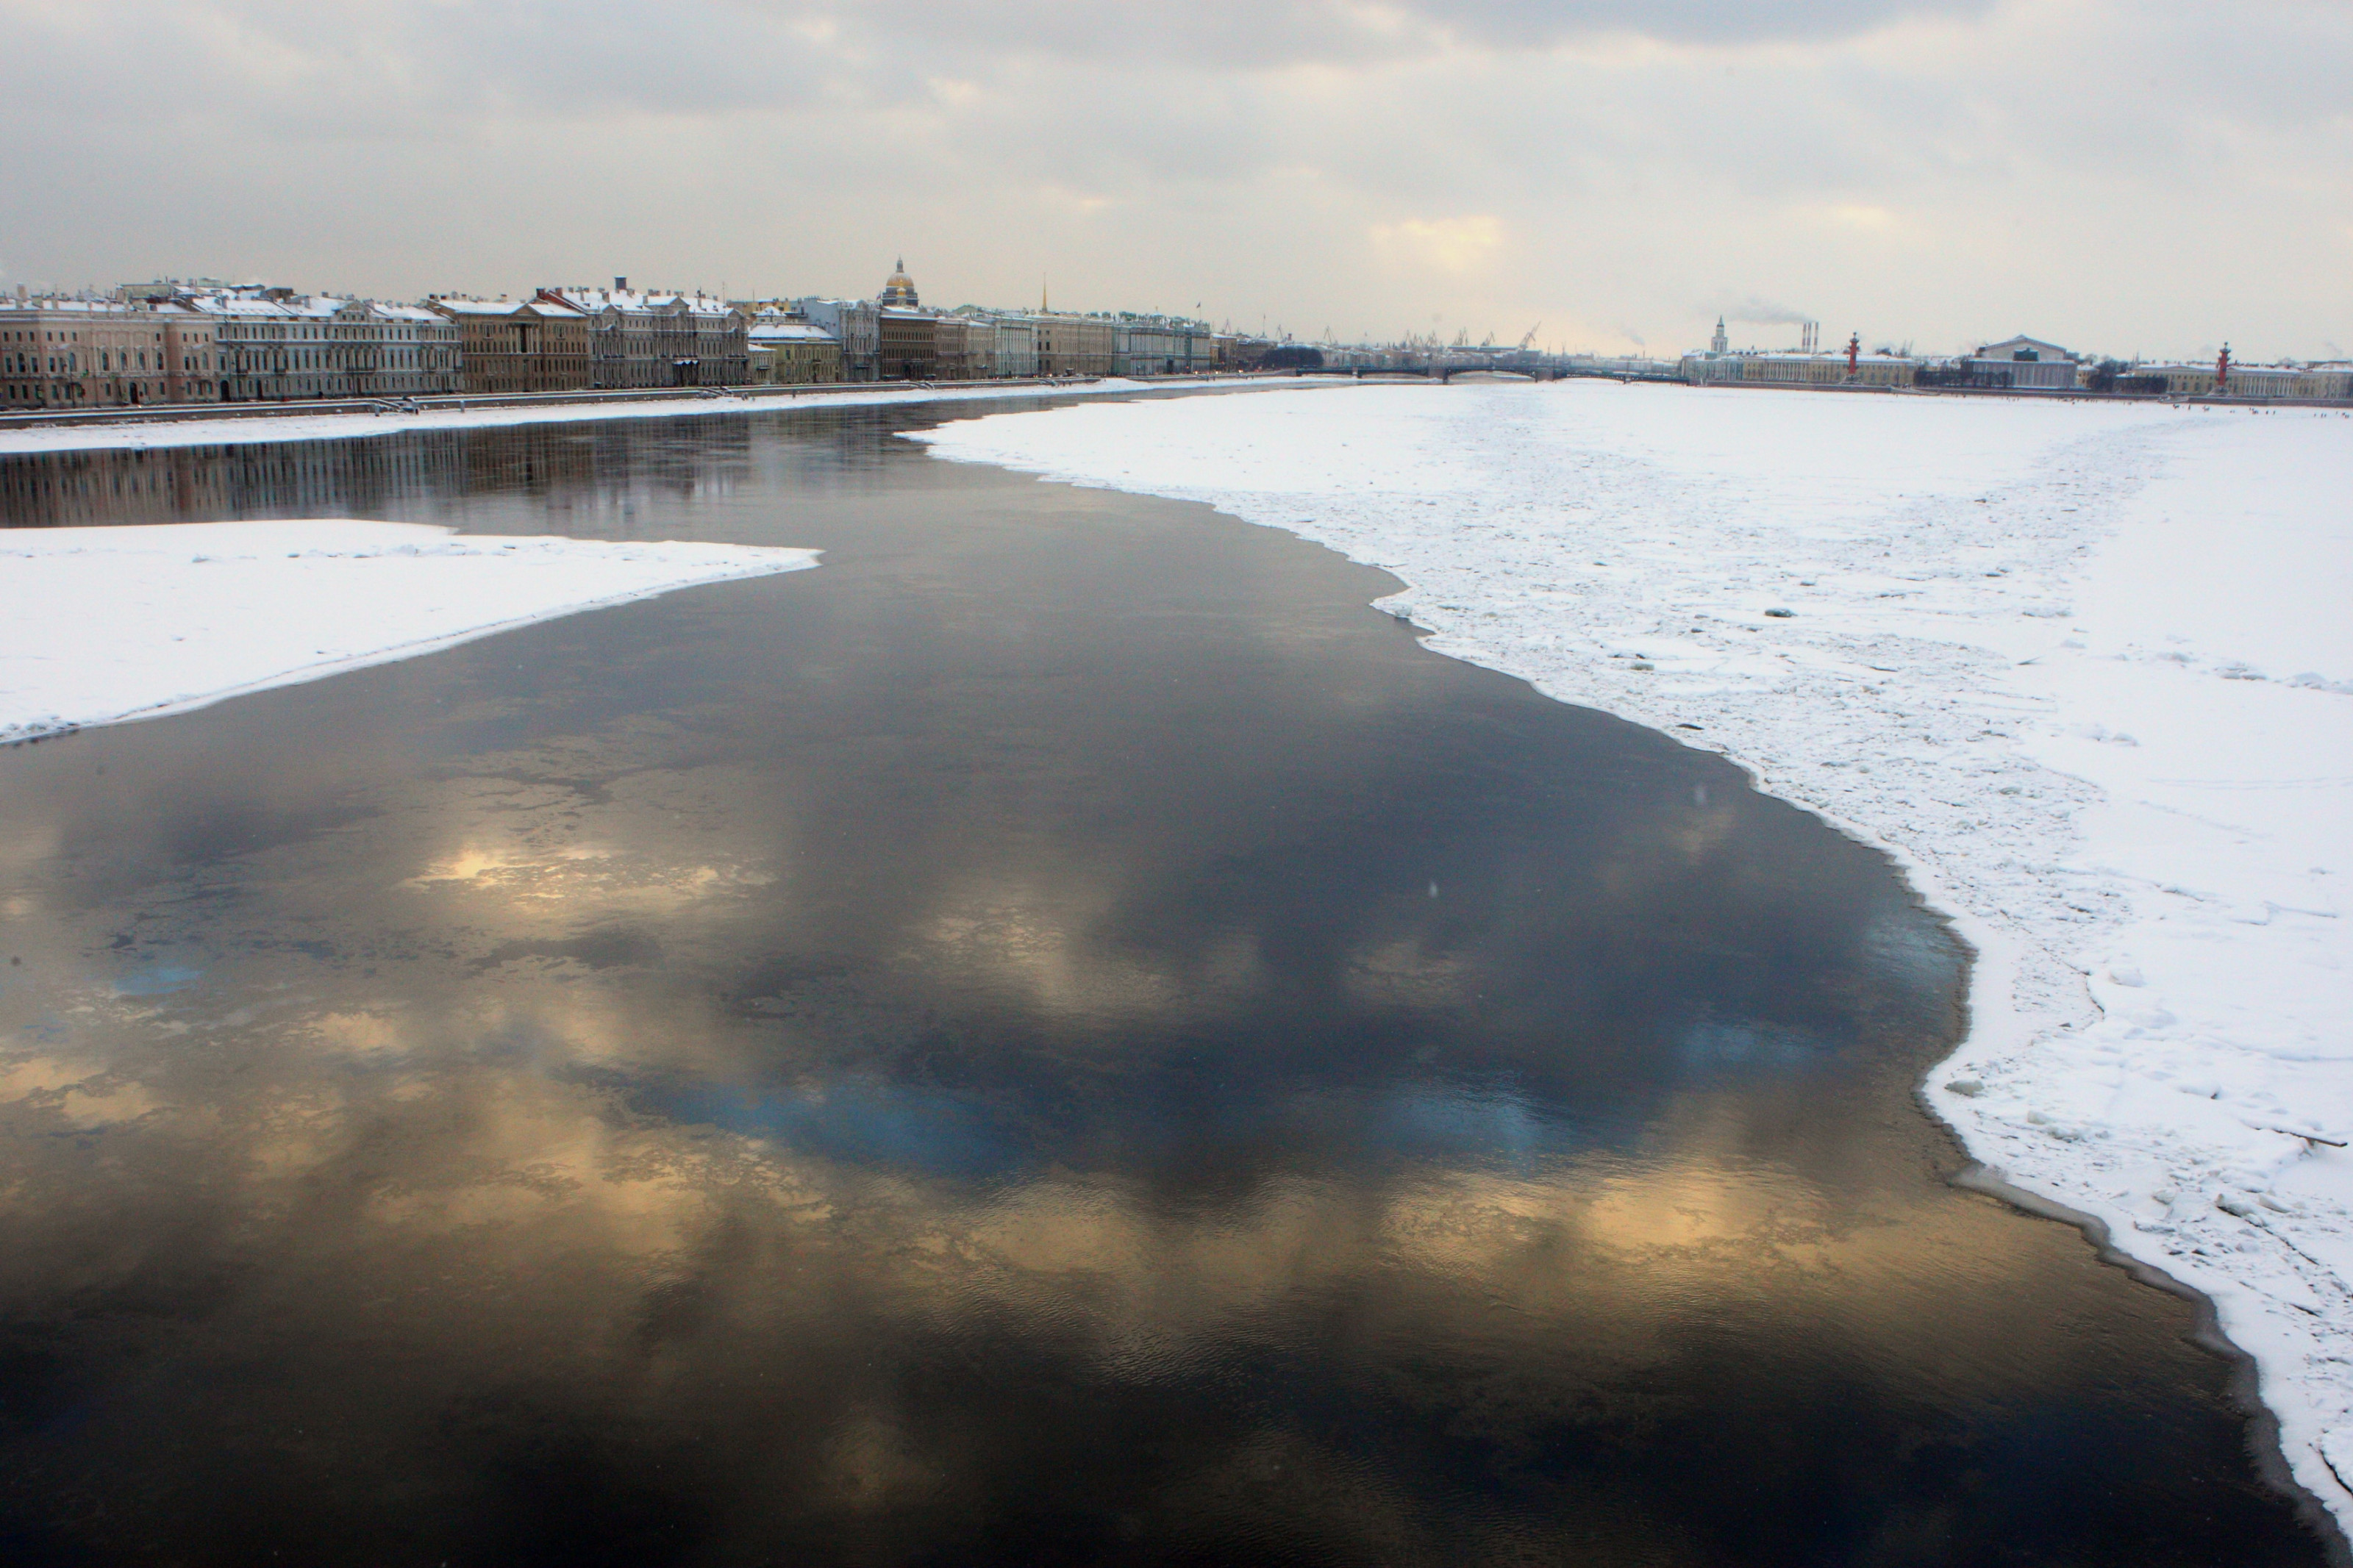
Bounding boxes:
[186,289,460,402]
[877,307,938,380]
[794,299,879,380]
[2142,361,2353,398]
[746,318,844,384]
[931,314,969,379]
[0,298,220,409]
[1965,336,2080,390]
[991,315,1039,379]
[1036,314,1115,377]
[537,285,749,389]
[1679,348,1916,388]
[1113,316,1213,376]
[427,298,591,394]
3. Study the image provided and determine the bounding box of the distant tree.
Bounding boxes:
[2084,358,2131,393]
[1260,345,1326,370]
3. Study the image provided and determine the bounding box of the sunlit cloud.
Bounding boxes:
[1368,215,1507,274]
[0,0,2343,355]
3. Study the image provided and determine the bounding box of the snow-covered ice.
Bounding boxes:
[0,520,818,740]
[914,381,2353,1528]
[0,377,1211,457]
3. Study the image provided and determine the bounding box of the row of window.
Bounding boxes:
[4,381,190,403]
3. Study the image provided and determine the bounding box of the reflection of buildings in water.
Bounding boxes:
[0,438,457,529]
[0,401,991,541]
[0,445,230,528]
[0,418,776,534]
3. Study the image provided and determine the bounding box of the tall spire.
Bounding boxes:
[1040,273,1049,314]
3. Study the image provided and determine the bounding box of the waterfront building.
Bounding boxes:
[426,297,592,394]
[357,301,463,396]
[931,313,981,380]
[745,318,844,384]
[794,299,879,380]
[0,297,220,409]
[535,283,749,389]
[1112,315,1209,376]
[991,314,1038,379]
[2140,360,2353,398]
[1679,351,1744,384]
[878,307,938,380]
[1965,336,2081,390]
[1677,347,1916,388]
[182,287,460,401]
[1747,351,1915,388]
[1035,314,1115,377]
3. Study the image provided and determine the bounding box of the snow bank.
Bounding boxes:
[0,378,1236,457]
[0,520,818,740]
[914,382,2353,1530]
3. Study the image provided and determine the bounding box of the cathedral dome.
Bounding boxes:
[879,259,919,309]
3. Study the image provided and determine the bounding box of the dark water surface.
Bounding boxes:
[0,405,2334,1566]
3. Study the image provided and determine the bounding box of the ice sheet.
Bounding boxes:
[0,520,818,740]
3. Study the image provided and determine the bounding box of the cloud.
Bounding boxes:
[1368,215,1507,274]
[0,0,2346,357]
[740,0,2004,69]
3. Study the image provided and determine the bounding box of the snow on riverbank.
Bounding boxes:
[0,377,1277,458]
[0,520,818,740]
[915,382,2353,1530]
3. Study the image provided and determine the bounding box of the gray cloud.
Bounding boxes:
[0,0,2345,359]
[745,1,2002,68]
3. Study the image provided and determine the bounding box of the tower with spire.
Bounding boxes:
[1710,316,1728,356]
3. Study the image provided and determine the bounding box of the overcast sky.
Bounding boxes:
[2,0,2345,359]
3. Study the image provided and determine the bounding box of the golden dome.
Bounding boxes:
[879,258,919,308]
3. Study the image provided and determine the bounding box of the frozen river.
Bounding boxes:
[0,401,2335,1564]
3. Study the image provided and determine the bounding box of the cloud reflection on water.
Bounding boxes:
[0,415,2324,1564]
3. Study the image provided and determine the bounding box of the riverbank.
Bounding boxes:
[913,379,2353,1539]
[0,374,1325,457]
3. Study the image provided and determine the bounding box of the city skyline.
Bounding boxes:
[2,1,2349,362]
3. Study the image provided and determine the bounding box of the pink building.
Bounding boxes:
[0,297,220,409]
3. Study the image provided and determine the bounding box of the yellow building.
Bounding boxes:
[1036,313,1115,377]
[746,319,844,384]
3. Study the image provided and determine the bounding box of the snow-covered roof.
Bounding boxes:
[0,299,143,317]
[749,323,835,343]
[428,298,553,318]
[1975,334,2074,359]
[2140,361,2327,375]
[543,287,736,320]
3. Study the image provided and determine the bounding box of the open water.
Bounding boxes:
[0,401,2337,1565]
